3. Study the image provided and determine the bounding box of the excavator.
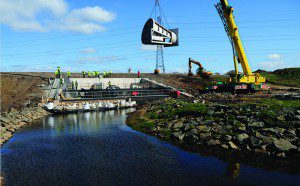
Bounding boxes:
[188,58,212,78]
[213,0,269,91]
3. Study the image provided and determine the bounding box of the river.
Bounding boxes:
[1,109,300,185]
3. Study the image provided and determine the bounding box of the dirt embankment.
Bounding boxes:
[113,73,212,95]
[0,73,49,112]
[0,73,51,146]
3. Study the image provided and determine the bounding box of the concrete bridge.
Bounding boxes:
[44,77,181,101]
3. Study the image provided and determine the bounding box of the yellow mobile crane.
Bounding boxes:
[215,0,268,91]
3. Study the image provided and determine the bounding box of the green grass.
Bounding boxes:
[131,121,155,132]
[174,103,207,117]
[228,97,300,110]
[260,68,300,87]
[260,99,300,110]
[161,129,172,139]
[211,75,230,83]
[147,99,208,119]
[256,109,277,123]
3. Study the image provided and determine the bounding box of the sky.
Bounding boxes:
[1,0,300,74]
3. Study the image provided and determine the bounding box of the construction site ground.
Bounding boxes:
[1,72,299,113]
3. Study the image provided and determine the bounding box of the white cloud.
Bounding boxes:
[58,6,116,34]
[0,0,116,34]
[11,65,56,72]
[0,0,67,31]
[80,47,97,54]
[267,54,281,60]
[66,6,115,23]
[173,68,185,73]
[258,53,285,71]
[258,61,285,71]
[73,55,121,64]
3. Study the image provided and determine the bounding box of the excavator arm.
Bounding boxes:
[188,58,212,78]
[189,58,203,69]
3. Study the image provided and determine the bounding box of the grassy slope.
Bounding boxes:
[260,68,300,88]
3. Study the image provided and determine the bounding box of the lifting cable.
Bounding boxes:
[149,0,170,29]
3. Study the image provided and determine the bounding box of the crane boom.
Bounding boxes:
[215,0,265,84]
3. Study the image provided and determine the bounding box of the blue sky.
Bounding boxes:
[1,0,299,74]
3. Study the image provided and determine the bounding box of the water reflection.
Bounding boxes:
[46,116,55,128]
[226,162,240,180]
[44,109,135,137]
[2,108,300,186]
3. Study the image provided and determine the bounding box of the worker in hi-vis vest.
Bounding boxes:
[59,77,63,86]
[88,71,91,77]
[57,66,61,78]
[82,70,86,78]
[75,80,78,90]
[67,70,71,78]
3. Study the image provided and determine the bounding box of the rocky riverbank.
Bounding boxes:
[0,107,50,146]
[126,98,300,158]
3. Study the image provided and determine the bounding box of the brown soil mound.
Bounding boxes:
[0,73,48,112]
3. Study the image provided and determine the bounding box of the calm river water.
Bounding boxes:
[1,109,300,185]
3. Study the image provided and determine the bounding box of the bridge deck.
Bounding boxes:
[62,88,173,100]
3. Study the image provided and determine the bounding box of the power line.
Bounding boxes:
[12,39,136,54]
[3,24,299,50]
[181,38,300,43]
[3,26,142,45]
[3,30,141,48]
[3,24,299,48]
[2,42,141,58]
[3,48,298,60]
[169,18,300,25]
[181,24,300,30]
[165,52,294,56]
[105,9,300,24]
[2,42,143,58]
[181,34,298,39]
[165,9,299,18]
[3,18,299,45]
[3,37,300,57]
[180,48,300,52]
[9,53,156,65]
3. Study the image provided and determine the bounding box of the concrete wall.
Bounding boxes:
[66,78,141,89]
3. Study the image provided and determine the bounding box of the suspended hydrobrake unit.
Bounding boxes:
[141,18,179,47]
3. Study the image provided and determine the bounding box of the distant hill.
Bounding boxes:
[259,68,300,88]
